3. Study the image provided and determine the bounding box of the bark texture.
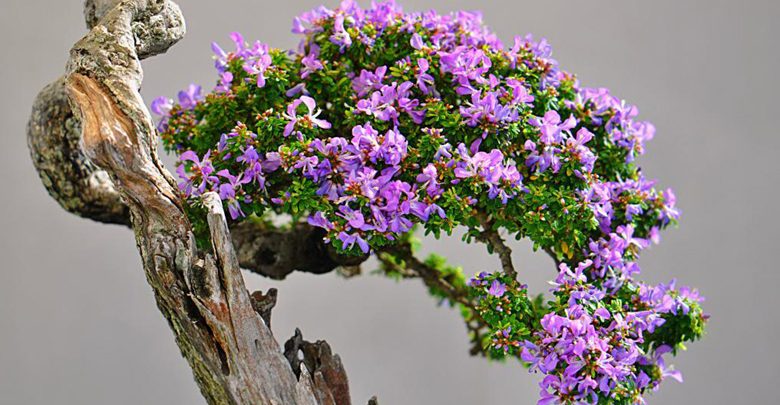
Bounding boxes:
[231,221,367,280]
[28,1,357,404]
[28,76,130,225]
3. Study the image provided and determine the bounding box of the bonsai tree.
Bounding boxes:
[28,1,706,404]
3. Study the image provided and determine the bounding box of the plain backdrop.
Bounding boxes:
[1,0,778,404]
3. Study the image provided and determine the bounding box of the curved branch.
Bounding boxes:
[376,243,492,357]
[476,214,517,279]
[378,244,471,308]
[28,76,130,225]
[27,0,187,226]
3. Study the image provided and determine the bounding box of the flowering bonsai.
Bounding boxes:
[28,1,706,404]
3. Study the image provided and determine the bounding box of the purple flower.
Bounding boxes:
[625,204,643,221]
[292,6,331,35]
[215,72,234,93]
[565,128,596,173]
[211,41,229,73]
[455,147,503,183]
[230,32,246,54]
[507,78,535,105]
[301,44,324,78]
[488,280,506,297]
[415,58,436,95]
[379,128,408,166]
[416,163,443,197]
[216,169,249,220]
[459,91,518,129]
[356,81,424,124]
[659,188,680,225]
[650,346,683,384]
[283,95,332,137]
[338,205,373,231]
[262,151,283,173]
[241,41,273,88]
[616,224,649,252]
[554,261,589,287]
[338,231,370,253]
[177,84,203,110]
[439,46,492,95]
[237,146,269,188]
[176,150,218,197]
[531,111,577,145]
[330,14,352,52]
[410,32,425,50]
[524,140,562,174]
[286,82,308,98]
[352,66,387,97]
[308,211,334,231]
[409,200,445,221]
[150,96,173,116]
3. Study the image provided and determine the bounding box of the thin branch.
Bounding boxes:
[542,246,563,268]
[376,243,493,358]
[475,213,517,279]
[378,244,471,308]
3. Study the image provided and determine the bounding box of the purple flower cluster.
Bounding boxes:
[355,80,425,124]
[468,272,535,356]
[165,4,536,251]
[175,124,282,220]
[638,279,704,317]
[567,87,657,163]
[293,127,441,252]
[472,239,704,404]
[519,225,704,403]
[153,2,706,403]
[522,304,663,404]
[582,176,679,235]
[212,32,273,87]
[283,96,332,139]
[453,145,525,204]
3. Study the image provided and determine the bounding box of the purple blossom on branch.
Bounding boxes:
[283,95,332,138]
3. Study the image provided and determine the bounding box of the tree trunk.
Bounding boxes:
[27,1,358,404]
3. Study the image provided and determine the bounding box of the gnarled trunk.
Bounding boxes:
[27,1,358,404]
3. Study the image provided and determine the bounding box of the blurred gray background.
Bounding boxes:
[1,0,778,404]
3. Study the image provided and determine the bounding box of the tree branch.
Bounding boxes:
[231,221,367,280]
[376,243,492,357]
[475,213,517,279]
[378,244,471,308]
[28,76,131,225]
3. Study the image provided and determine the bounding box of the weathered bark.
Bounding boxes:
[28,1,357,404]
[231,221,367,280]
[28,76,130,225]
